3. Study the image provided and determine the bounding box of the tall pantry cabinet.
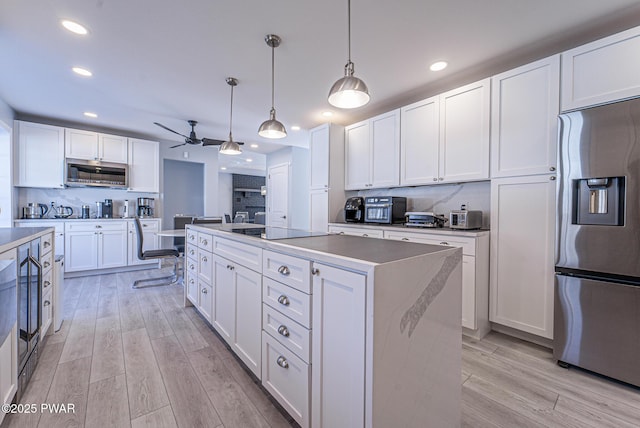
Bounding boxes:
[489,55,559,339]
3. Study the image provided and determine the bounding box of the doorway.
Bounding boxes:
[163,159,204,229]
[267,163,289,227]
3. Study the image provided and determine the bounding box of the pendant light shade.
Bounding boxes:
[328,0,370,109]
[258,34,287,139]
[219,77,242,155]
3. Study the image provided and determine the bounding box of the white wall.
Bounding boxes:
[266,146,310,229]
[218,172,233,219]
[0,97,14,226]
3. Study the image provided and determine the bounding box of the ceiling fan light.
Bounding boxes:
[219,140,242,155]
[328,75,370,109]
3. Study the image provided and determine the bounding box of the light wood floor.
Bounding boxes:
[2,267,639,427]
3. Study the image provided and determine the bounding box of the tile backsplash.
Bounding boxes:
[347,180,491,228]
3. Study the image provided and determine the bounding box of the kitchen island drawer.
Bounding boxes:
[185,257,197,277]
[263,304,311,363]
[186,228,197,245]
[41,232,54,255]
[197,248,213,283]
[213,237,262,272]
[263,250,311,293]
[185,244,197,259]
[263,277,311,328]
[40,250,53,273]
[65,221,127,232]
[197,232,213,252]
[262,332,310,428]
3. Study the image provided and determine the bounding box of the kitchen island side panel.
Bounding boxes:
[370,247,462,427]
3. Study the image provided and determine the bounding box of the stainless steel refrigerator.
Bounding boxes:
[555,97,640,387]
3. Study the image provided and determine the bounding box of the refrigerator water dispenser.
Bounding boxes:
[573,176,625,226]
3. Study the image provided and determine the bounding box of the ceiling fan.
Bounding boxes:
[154,119,242,149]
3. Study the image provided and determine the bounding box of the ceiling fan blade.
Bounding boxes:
[201,138,225,146]
[236,141,245,145]
[169,142,187,148]
[154,122,189,139]
[187,138,202,145]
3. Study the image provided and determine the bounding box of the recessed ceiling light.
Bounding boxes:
[72,67,92,77]
[220,166,227,170]
[322,111,333,117]
[83,112,97,118]
[250,144,259,148]
[61,20,88,35]
[246,158,253,162]
[291,125,301,131]
[430,61,448,72]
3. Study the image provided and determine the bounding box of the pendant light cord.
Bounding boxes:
[347,0,351,63]
[271,44,275,111]
[229,84,234,140]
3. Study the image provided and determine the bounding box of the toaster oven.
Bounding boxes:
[364,196,407,224]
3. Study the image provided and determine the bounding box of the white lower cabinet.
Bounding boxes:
[210,251,262,379]
[312,262,366,428]
[65,221,128,272]
[0,249,17,419]
[262,332,310,427]
[490,175,556,339]
[327,224,384,239]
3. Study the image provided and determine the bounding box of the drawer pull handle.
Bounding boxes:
[276,356,289,369]
[277,295,290,306]
[96,225,102,228]
[44,261,50,268]
[44,280,51,288]
[190,235,195,240]
[44,241,50,247]
[44,300,50,307]
[401,237,409,241]
[202,256,208,262]
[440,242,449,246]
[362,233,369,237]
[190,250,195,255]
[202,239,208,245]
[311,267,320,276]
[277,325,290,337]
[201,288,207,294]
[189,264,195,270]
[277,265,290,276]
[338,232,345,235]
[189,279,194,284]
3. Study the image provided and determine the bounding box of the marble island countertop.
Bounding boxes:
[329,222,490,237]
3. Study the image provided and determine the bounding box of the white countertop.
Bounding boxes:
[329,222,490,237]
[15,217,159,222]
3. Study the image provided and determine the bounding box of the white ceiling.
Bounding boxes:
[1,0,640,173]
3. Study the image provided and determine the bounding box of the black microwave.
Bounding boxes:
[364,196,407,224]
[65,158,128,188]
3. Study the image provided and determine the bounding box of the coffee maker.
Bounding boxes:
[344,197,365,223]
[137,197,154,218]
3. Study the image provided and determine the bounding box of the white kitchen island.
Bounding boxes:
[185,223,462,428]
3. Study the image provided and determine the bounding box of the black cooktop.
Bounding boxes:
[229,227,328,240]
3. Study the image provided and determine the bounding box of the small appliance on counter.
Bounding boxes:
[122,199,130,218]
[449,205,483,230]
[81,205,91,219]
[364,196,407,224]
[405,212,448,228]
[344,197,365,223]
[22,202,49,219]
[53,204,73,218]
[137,197,154,217]
[103,199,113,218]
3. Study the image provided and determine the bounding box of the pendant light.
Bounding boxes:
[328,0,370,109]
[258,34,287,139]
[219,77,242,155]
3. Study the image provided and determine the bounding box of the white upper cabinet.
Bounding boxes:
[562,26,640,111]
[14,121,65,188]
[128,138,159,193]
[345,109,400,190]
[310,125,330,190]
[65,129,128,163]
[439,78,491,183]
[400,96,440,185]
[491,55,560,178]
[344,120,371,190]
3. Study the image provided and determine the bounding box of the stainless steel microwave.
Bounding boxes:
[65,158,128,188]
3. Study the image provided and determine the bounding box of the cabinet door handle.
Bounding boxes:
[401,237,409,241]
[202,256,208,262]
[189,235,195,240]
[311,267,320,276]
[549,166,556,172]
[550,176,556,181]
[438,177,444,181]
[277,295,290,306]
[43,241,50,247]
[227,264,235,271]
[189,264,195,270]
[277,325,290,337]
[44,300,51,306]
[44,261,50,268]
[277,265,290,276]
[96,225,102,228]
[440,241,449,245]
[189,279,194,284]
[189,249,195,255]
[338,232,345,235]
[276,356,289,369]
[362,234,369,237]
[201,288,207,294]
[44,280,51,288]
[201,239,208,245]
